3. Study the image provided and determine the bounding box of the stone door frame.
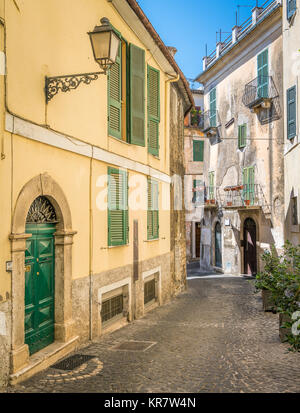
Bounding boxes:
[9,173,76,374]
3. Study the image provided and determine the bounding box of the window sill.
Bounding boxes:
[109,135,130,145]
[149,153,160,160]
[107,244,130,249]
[144,238,159,242]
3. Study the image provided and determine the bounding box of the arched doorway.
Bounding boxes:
[25,197,57,355]
[10,174,76,374]
[215,222,222,268]
[243,218,257,275]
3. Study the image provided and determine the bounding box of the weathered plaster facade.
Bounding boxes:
[197,1,284,275]
[184,90,208,262]
[282,0,300,245]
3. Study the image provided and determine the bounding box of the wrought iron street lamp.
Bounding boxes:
[45,18,121,102]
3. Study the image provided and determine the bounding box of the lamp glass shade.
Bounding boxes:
[109,32,120,63]
[90,31,111,61]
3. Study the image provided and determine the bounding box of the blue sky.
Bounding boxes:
[137,0,262,86]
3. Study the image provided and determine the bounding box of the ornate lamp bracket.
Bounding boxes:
[45,71,105,103]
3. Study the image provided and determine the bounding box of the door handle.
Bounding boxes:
[37,272,40,276]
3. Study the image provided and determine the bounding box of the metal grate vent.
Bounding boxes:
[111,341,156,352]
[50,354,95,371]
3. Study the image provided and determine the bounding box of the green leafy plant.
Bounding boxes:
[255,242,300,351]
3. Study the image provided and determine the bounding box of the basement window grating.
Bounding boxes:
[50,354,95,371]
[144,279,156,305]
[101,294,124,323]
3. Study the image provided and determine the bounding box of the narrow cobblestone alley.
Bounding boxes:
[7,277,300,393]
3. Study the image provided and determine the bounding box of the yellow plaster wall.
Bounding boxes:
[4,0,169,175]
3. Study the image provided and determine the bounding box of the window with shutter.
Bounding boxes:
[108,168,128,246]
[287,0,297,20]
[257,49,269,99]
[238,124,247,149]
[287,86,296,139]
[147,179,159,240]
[129,44,145,146]
[243,167,255,205]
[209,172,215,200]
[209,88,217,127]
[108,44,122,140]
[147,65,160,156]
[193,141,204,161]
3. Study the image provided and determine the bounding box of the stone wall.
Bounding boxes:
[169,84,187,294]
[0,301,11,389]
[72,252,172,344]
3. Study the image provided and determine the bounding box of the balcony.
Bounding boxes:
[242,76,279,113]
[203,110,221,137]
[219,184,268,209]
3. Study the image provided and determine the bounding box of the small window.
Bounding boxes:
[287,0,297,20]
[238,124,247,149]
[101,295,124,323]
[193,180,204,204]
[287,86,296,139]
[147,179,159,240]
[292,197,298,225]
[193,140,204,161]
[144,279,156,305]
[209,172,215,200]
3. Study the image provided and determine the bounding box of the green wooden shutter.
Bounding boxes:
[209,88,217,127]
[108,45,122,139]
[193,141,204,161]
[257,49,269,99]
[108,168,128,246]
[287,86,296,139]
[287,0,297,19]
[238,124,247,148]
[209,172,215,200]
[147,65,160,156]
[129,44,145,146]
[147,179,159,240]
[243,167,255,205]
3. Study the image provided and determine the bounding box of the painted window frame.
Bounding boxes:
[238,124,247,149]
[209,172,215,200]
[209,88,217,127]
[257,49,269,99]
[242,166,255,206]
[287,85,297,140]
[147,65,160,156]
[107,167,129,247]
[147,178,159,240]
[193,140,204,162]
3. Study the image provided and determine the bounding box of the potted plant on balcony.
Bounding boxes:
[224,186,231,192]
[227,201,233,207]
[210,199,216,205]
[244,199,251,206]
[237,185,244,191]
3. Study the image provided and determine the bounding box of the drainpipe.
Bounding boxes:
[89,151,94,341]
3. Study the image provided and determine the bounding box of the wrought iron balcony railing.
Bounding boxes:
[242,76,279,111]
[203,110,221,135]
[219,184,268,209]
[190,183,271,213]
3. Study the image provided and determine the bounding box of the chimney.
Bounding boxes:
[252,7,263,25]
[167,46,178,57]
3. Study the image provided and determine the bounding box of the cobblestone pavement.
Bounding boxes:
[7,277,300,393]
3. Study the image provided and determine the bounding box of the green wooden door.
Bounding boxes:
[25,223,55,355]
